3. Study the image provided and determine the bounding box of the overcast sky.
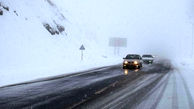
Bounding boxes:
[55,0,192,58]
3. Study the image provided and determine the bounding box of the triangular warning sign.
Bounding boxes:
[80,45,85,50]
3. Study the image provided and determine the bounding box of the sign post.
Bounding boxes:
[79,44,85,61]
[109,37,127,55]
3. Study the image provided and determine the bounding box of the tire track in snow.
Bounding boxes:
[149,72,172,109]
[124,75,167,109]
[177,71,194,109]
[172,72,178,109]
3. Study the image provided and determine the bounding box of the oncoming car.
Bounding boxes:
[123,54,143,69]
[142,54,154,64]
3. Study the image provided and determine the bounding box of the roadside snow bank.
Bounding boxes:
[172,58,194,99]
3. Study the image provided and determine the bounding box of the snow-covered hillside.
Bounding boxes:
[0,0,121,86]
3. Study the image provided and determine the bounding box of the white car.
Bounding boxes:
[142,54,154,64]
[123,54,143,69]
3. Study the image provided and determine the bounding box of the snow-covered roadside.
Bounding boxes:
[173,58,194,99]
[0,56,121,87]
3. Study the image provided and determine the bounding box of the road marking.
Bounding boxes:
[95,81,119,95]
[95,87,109,95]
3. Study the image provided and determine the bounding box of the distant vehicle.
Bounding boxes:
[142,54,154,64]
[123,54,143,69]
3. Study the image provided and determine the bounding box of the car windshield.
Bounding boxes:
[142,55,153,58]
[126,55,140,59]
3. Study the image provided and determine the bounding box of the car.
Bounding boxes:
[142,54,154,64]
[123,54,143,69]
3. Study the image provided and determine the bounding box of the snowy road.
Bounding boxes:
[0,60,193,109]
[135,69,194,109]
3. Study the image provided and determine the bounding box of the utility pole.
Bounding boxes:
[192,23,194,58]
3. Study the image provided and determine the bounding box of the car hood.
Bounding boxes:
[124,59,141,62]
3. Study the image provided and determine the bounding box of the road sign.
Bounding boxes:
[79,45,85,60]
[109,37,127,47]
[109,37,127,55]
[80,45,85,50]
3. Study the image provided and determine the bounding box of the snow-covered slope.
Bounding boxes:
[0,0,120,86]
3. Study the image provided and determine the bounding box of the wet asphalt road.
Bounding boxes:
[0,60,172,109]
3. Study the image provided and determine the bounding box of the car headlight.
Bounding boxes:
[134,61,138,65]
[124,61,128,64]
